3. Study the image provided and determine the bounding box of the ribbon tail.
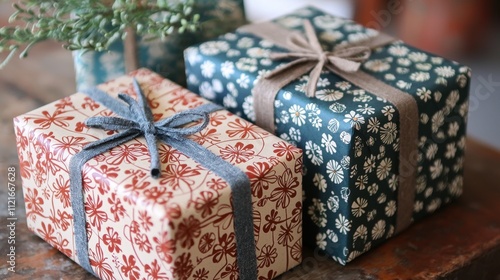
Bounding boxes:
[305,60,324,98]
[133,78,155,123]
[287,33,316,53]
[159,136,258,280]
[155,103,222,128]
[302,20,323,52]
[85,116,138,131]
[144,132,161,178]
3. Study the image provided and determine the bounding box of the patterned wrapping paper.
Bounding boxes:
[73,0,247,91]
[184,6,471,264]
[14,69,303,279]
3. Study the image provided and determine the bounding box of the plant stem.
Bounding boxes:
[124,26,138,72]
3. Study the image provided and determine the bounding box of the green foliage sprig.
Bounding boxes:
[0,0,200,68]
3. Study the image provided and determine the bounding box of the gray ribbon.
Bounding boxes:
[69,79,257,279]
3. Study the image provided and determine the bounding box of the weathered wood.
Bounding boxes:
[278,139,500,280]
[0,139,499,279]
[0,0,76,200]
[0,218,96,280]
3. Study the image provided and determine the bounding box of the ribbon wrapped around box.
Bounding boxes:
[15,69,303,279]
[243,19,418,234]
[184,6,471,264]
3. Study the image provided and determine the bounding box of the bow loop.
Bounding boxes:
[85,116,139,131]
[117,93,144,118]
[119,92,149,122]
[331,46,371,61]
[155,109,210,140]
[326,57,361,73]
[132,78,155,121]
[287,33,317,53]
[140,122,157,135]
[302,20,323,53]
[267,20,372,97]
[80,78,220,177]
[326,46,372,73]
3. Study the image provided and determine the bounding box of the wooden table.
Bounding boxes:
[1,8,500,280]
[1,138,500,280]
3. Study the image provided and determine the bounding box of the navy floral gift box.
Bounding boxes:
[184,6,471,264]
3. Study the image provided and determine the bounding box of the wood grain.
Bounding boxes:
[278,139,500,280]
[1,139,499,280]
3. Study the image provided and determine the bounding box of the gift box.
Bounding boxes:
[184,6,471,264]
[74,0,247,90]
[14,69,303,279]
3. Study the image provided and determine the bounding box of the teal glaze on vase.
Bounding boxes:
[73,0,246,91]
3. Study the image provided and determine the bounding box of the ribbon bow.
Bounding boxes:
[265,20,371,97]
[81,78,215,178]
[244,17,417,235]
[69,79,258,279]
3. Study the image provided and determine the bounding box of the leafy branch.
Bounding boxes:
[0,0,200,68]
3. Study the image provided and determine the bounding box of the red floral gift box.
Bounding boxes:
[14,69,303,280]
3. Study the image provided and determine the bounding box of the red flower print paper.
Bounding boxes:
[14,69,303,279]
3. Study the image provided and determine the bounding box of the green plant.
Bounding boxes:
[0,0,200,68]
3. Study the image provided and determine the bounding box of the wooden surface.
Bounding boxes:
[1,138,500,280]
[1,2,500,279]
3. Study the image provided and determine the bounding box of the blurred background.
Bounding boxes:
[245,0,500,150]
[0,1,498,277]
[1,0,498,152]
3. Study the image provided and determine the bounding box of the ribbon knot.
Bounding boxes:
[265,20,371,97]
[318,52,328,63]
[141,122,157,135]
[80,78,216,179]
